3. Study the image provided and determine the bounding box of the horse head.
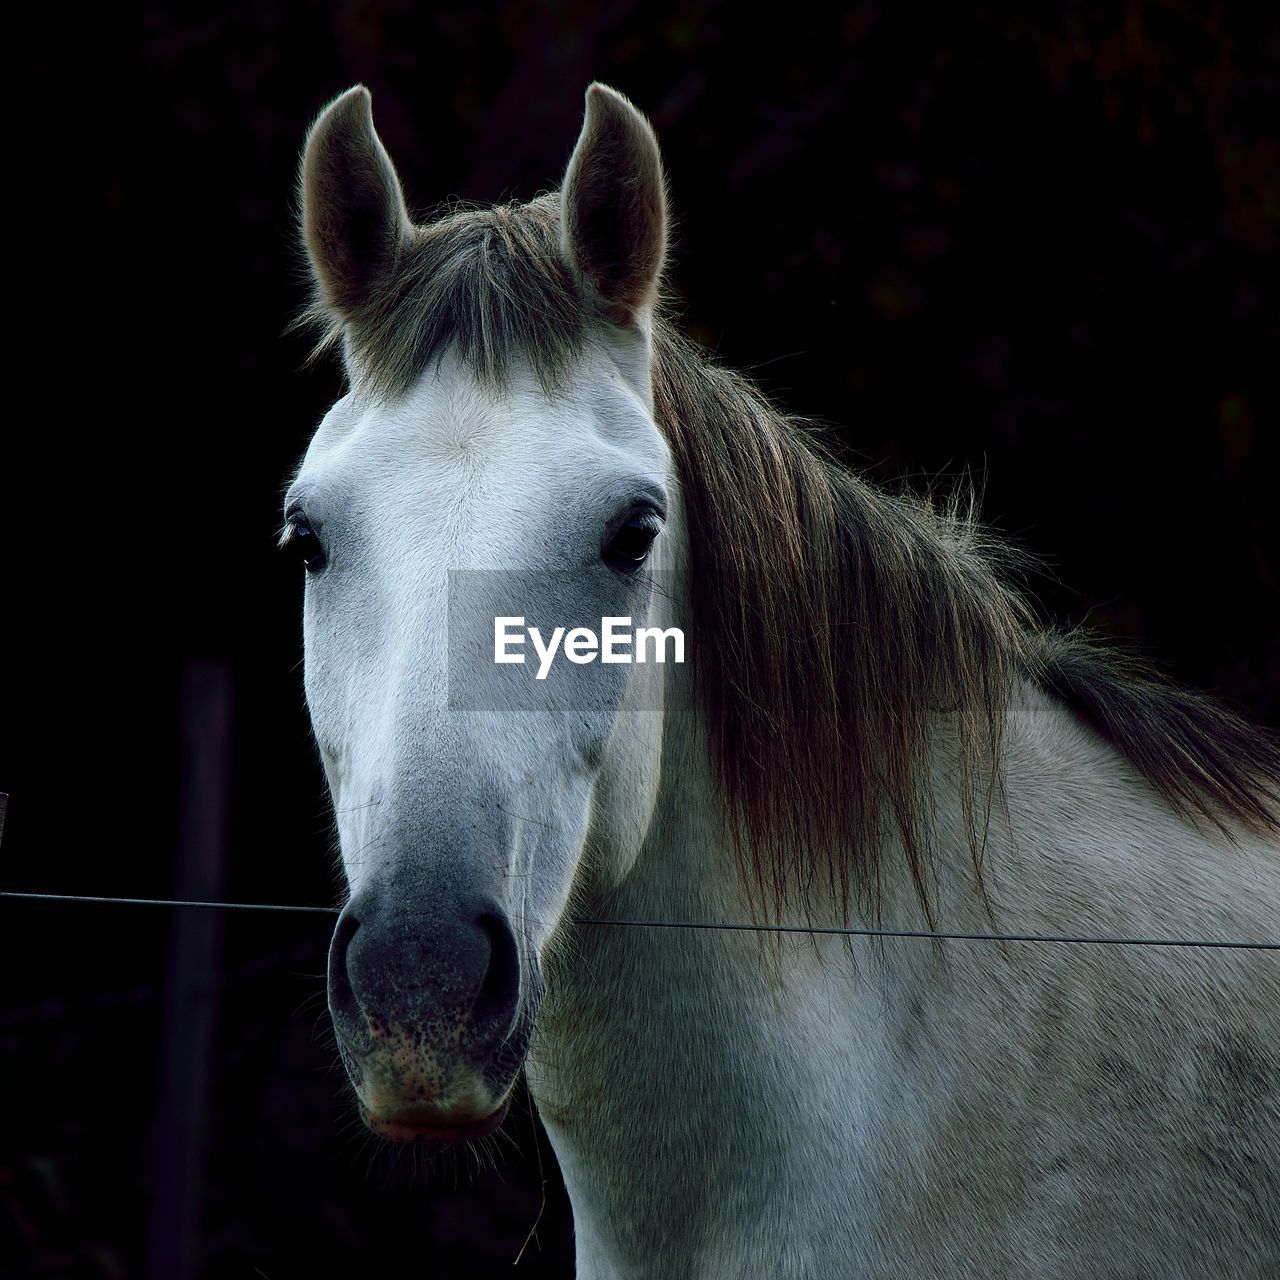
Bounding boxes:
[288,84,676,1143]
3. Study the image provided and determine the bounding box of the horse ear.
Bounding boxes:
[301,86,411,315]
[560,84,668,328]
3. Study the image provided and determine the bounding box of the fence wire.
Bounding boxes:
[2,889,1277,950]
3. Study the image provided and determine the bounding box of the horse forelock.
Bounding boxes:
[300,192,590,398]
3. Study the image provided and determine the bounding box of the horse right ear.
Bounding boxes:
[300,86,411,315]
[560,84,668,329]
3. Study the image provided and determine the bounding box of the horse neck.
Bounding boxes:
[529,635,1280,1273]
[526,658,979,1271]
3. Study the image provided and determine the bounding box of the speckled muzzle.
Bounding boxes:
[327,889,541,1143]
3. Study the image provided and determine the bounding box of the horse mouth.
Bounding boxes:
[360,1099,510,1145]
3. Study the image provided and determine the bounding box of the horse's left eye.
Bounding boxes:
[603,514,661,574]
[284,515,327,573]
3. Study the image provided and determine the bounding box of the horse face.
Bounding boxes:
[290,82,670,1141]
[288,349,672,1140]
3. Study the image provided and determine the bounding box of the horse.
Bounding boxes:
[285,82,1280,1277]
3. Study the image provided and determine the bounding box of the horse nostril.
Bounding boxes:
[328,905,363,1024]
[473,910,520,1034]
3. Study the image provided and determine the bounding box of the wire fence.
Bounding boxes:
[2,889,1278,950]
[3,787,1278,951]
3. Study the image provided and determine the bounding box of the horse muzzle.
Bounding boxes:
[327,890,537,1143]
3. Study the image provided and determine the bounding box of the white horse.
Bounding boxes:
[286,83,1280,1277]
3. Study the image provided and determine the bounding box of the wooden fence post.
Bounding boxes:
[146,661,233,1280]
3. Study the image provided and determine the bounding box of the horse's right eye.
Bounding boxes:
[283,515,327,573]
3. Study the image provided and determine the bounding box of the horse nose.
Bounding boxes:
[327,891,521,1058]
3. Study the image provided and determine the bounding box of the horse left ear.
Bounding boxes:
[560,84,668,328]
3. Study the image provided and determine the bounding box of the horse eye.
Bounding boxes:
[603,514,661,574]
[284,515,327,573]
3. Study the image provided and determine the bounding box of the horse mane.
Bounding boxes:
[650,328,1280,921]
[301,195,1280,922]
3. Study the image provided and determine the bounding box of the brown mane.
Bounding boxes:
[302,195,1280,921]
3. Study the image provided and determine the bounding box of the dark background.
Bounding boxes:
[3,3,1277,1276]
